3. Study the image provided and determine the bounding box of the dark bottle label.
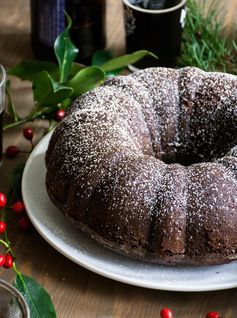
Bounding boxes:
[31,0,106,63]
[38,0,65,46]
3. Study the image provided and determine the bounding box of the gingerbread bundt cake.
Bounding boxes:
[45,67,237,265]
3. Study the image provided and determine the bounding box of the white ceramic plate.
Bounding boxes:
[22,131,237,292]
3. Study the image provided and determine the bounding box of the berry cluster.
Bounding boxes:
[0,192,31,270]
[6,116,65,159]
[160,308,220,318]
[6,126,34,159]
[11,201,31,231]
[0,123,37,282]
[0,192,13,269]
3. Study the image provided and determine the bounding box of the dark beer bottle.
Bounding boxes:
[30,0,106,65]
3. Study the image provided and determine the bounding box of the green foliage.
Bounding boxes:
[6,80,19,122]
[68,66,105,97]
[92,50,114,66]
[92,50,123,76]
[8,163,25,199]
[54,13,79,83]
[178,0,237,74]
[8,60,84,82]
[99,50,157,72]
[8,60,59,81]
[4,16,154,131]
[32,71,72,108]
[14,274,57,318]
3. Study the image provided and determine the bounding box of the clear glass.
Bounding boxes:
[0,65,6,113]
[0,279,30,318]
[0,65,6,164]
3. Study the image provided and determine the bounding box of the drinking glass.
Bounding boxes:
[0,279,30,318]
[123,0,186,69]
[0,64,6,164]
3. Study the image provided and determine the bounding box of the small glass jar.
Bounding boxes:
[0,65,6,165]
[0,279,30,318]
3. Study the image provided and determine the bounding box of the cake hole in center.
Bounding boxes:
[160,145,236,166]
[161,153,207,166]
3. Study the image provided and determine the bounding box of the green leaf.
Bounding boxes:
[8,60,84,82]
[8,60,59,81]
[70,62,85,78]
[99,50,158,72]
[68,66,105,97]
[33,71,73,108]
[14,274,56,318]
[6,80,20,122]
[54,12,78,83]
[92,50,114,66]
[59,97,72,109]
[8,163,25,199]
[92,50,123,76]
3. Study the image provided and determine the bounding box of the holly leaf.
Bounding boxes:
[14,274,56,318]
[33,71,73,108]
[8,60,59,81]
[6,80,20,122]
[68,66,105,97]
[54,12,78,83]
[70,63,85,78]
[8,60,84,82]
[99,50,158,72]
[92,50,114,66]
[8,163,25,199]
[92,50,123,76]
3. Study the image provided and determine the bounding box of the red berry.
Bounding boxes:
[11,201,25,214]
[18,216,30,231]
[160,308,173,318]
[0,193,7,208]
[0,255,6,266]
[55,109,65,121]
[23,127,34,141]
[6,145,20,158]
[206,312,220,318]
[3,254,13,269]
[0,222,6,234]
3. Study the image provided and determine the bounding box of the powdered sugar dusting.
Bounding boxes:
[45,67,237,265]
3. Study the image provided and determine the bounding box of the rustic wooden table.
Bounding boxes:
[1,1,237,317]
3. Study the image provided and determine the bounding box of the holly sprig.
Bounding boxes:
[0,191,56,318]
[4,14,156,131]
[0,131,57,317]
[1,14,156,316]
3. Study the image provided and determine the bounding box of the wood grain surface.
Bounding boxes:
[0,1,237,317]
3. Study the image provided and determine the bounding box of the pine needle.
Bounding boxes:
[178,0,237,74]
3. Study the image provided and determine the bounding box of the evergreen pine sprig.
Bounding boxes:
[178,0,237,74]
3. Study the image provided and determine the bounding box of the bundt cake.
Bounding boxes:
[45,67,237,265]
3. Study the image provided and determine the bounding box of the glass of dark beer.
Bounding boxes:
[123,0,186,69]
[0,65,6,165]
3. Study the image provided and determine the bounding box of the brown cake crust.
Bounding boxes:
[45,67,237,265]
